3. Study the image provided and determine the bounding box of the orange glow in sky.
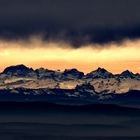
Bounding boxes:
[0,37,140,74]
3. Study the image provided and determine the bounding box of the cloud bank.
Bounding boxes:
[0,0,140,73]
[0,0,140,46]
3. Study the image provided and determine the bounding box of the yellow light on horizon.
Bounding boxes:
[0,38,140,74]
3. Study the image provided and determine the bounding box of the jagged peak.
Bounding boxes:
[120,70,134,75]
[3,64,33,73]
[64,68,82,73]
[64,68,84,75]
[95,67,109,73]
[118,70,136,78]
[8,64,28,69]
[35,68,55,73]
[63,68,84,79]
[86,67,113,79]
[2,64,35,77]
[87,67,112,75]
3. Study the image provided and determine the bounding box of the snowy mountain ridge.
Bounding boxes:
[0,64,140,94]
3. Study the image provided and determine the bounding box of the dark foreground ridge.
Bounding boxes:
[0,101,140,114]
[0,88,140,108]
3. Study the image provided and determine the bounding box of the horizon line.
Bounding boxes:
[0,64,139,75]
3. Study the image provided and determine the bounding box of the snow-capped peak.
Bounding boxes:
[85,67,114,79]
[119,70,136,78]
[2,64,36,77]
[63,68,84,79]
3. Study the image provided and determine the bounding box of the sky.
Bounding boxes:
[0,0,140,74]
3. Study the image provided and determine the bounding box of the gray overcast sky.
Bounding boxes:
[0,0,140,45]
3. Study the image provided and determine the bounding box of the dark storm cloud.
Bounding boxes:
[0,0,140,46]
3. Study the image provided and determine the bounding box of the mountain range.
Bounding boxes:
[0,64,140,107]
